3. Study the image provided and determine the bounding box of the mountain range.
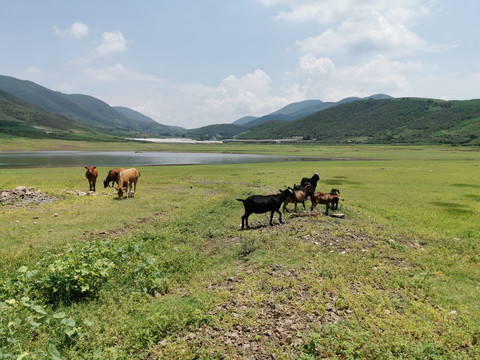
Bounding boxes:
[233,94,391,127]
[0,75,182,139]
[1,74,480,145]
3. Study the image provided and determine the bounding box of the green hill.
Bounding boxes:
[185,123,246,140]
[0,75,183,137]
[0,90,102,140]
[238,97,480,145]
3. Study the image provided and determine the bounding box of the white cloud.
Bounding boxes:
[261,0,433,24]
[84,64,128,81]
[194,69,304,125]
[290,53,428,101]
[297,11,426,56]
[54,21,89,38]
[96,31,127,56]
[25,66,42,76]
[263,1,436,58]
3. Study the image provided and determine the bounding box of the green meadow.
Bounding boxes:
[1,142,479,359]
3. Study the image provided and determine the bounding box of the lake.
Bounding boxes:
[0,151,315,169]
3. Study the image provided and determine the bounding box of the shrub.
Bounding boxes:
[13,241,116,305]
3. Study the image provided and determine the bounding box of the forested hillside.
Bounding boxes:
[0,75,183,137]
[185,123,246,140]
[238,98,480,145]
[0,90,98,139]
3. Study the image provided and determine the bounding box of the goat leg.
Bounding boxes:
[276,210,283,224]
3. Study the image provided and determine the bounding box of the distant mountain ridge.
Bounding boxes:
[0,75,183,137]
[2,74,480,146]
[237,97,480,145]
[237,94,392,127]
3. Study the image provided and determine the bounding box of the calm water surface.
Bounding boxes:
[0,151,310,169]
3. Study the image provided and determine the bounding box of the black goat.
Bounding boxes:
[330,188,341,210]
[300,173,320,201]
[237,187,296,230]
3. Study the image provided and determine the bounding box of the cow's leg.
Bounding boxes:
[125,181,130,198]
[132,180,137,197]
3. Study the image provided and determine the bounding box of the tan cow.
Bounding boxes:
[116,168,140,199]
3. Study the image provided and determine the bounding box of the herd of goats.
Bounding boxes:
[236,173,343,230]
[84,167,343,230]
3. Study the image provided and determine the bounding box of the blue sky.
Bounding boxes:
[1,0,480,129]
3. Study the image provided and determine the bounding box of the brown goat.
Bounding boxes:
[117,168,140,199]
[84,166,98,192]
[283,183,313,213]
[310,191,341,215]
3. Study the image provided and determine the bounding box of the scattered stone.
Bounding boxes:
[53,213,58,217]
[159,339,168,347]
[1,187,56,206]
[331,213,345,218]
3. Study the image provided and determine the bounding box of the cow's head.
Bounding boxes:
[85,166,97,175]
[116,186,126,199]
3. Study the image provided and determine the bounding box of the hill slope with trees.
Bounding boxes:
[237,97,480,145]
[0,75,183,137]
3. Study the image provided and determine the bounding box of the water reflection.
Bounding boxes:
[0,151,300,169]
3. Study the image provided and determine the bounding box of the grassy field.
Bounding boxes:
[1,143,480,359]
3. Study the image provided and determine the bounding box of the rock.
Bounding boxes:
[53,213,58,217]
[1,187,56,206]
[331,213,345,218]
[159,339,168,347]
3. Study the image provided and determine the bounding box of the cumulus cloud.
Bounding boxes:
[193,69,304,125]
[84,63,128,81]
[96,31,127,56]
[297,11,426,56]
[262,0,434,57]
[261,0,431,24]
[290,53,429,101]
[54,21,89,38]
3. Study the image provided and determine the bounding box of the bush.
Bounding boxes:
[12,241,116,305]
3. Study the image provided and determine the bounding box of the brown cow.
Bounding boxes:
[103,168,125,188]
[116,168,140,199]
[310,191,342,215]
[84,166,98,192]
